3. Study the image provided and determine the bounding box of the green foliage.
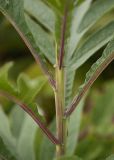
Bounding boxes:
[78,0,114,32]
[66,99,85,155]
[0,63,46,159]
[71,21,114,69]
[24,0,55,32]
[76,81,114,160]
[54,155,82,160]
[106,155,114,160]
[0,0,114,159]
[39,120,56,160]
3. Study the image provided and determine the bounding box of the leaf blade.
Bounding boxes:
[65,38,114,117]
[71,21,114,70]
[0,0,55,87]
[17,113,37,160]
[25,14,55,64]
[24,0,55,32]
[78,0,114,32]
[66,99,85,155]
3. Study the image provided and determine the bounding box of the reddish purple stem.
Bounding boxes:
[58,2,69,69]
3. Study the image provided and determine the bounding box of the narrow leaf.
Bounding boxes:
[64,0,92,107]
[0,0,55,88]
[25,14,55,64]
[0,107,19,159]
[66,99,85,155]
[39,120,56,160]
[71,21,114,70]
[24,0,55,32]
[65,38,114,117]
[78,0,114,32]
[10,106,25,138]
[66,0,92,60]
[17,113,37,160]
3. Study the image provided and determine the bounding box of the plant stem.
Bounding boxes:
[54,66,67,157]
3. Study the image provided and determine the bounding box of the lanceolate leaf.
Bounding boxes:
[0,0,55,88]
[65,38,114,117]
[0,107,19,159]
[24,0,55,33]
[25,14,55,64]
[17,114,37,160]
[10,106,25,138]
[39,120,56,160]
[71,21,114,69]
[66,0,92,60]
[66,99,85,155]
[64,0,92,107]
[78,0,114,32]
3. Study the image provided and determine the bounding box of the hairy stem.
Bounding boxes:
[0,91,60,145]
[55,67,66,157]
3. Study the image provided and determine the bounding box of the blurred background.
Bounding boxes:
[0,4,114,160]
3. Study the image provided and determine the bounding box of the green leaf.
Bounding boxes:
[10,106,25,138]
[71,21,114,70]
[0,137,16,160]
[79,38,114,92]
[106,155,114,160]
[24,0,55,32]
[65,38,114,117]
[34,130,43,160]
[17,113,37,160]
[64,1,92,106]
[25,14,55,64]
[78,0,114,32]
[0,107,19,159]
[54,155,82,160]
[0,62,46,105]
[66,99,85,155]
[0,62,17,95]
[39,120,56,160]
[0,0,49,67]
[17,73,46,105]
[66,0,92,60]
